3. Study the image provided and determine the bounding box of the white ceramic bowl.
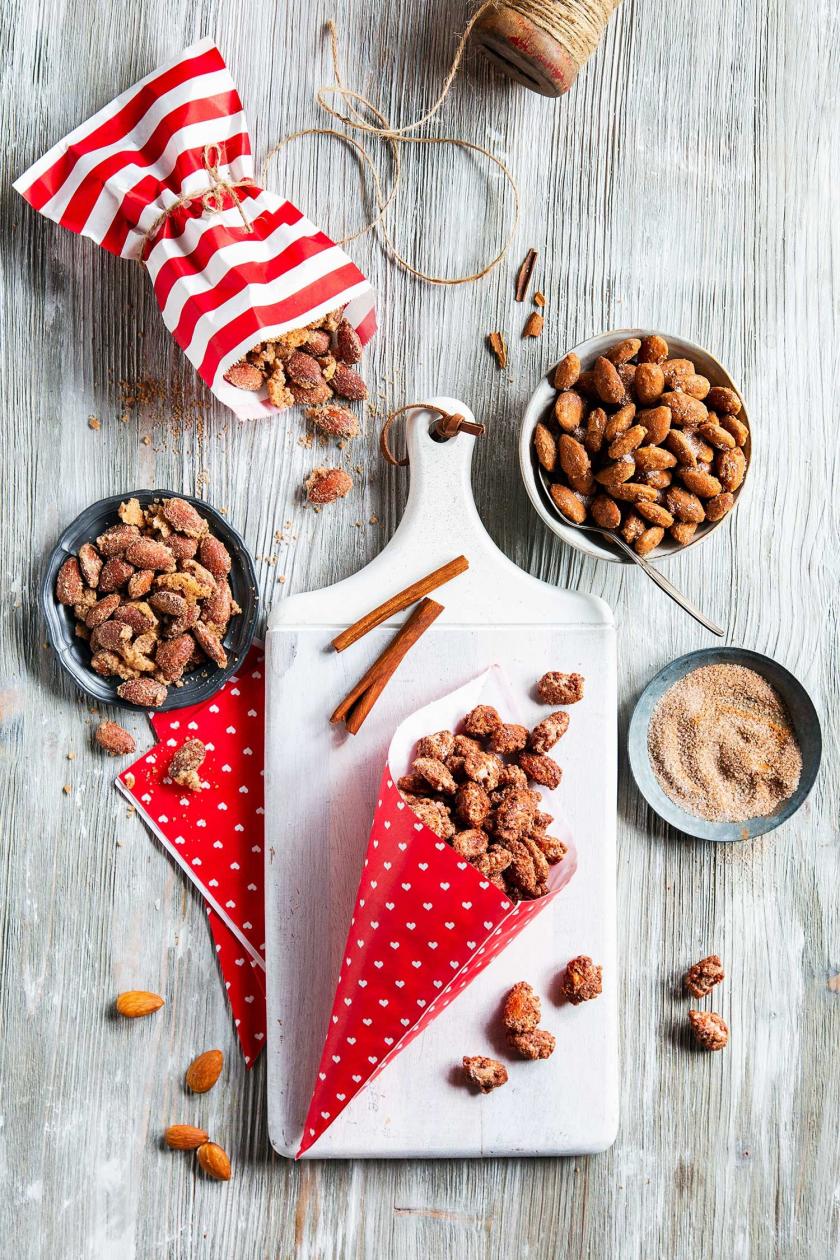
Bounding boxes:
[518,329,751,564]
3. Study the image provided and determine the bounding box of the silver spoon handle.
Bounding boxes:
[610,534,725,636]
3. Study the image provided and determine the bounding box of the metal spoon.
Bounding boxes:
[537,473,724,636]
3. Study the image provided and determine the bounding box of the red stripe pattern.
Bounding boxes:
[13,39,376,419]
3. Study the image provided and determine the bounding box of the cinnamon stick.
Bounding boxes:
[331,598,444,732]
[515,248,537,302]
[331,556,467,652]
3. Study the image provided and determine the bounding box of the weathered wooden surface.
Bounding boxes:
[1,0,837,1256]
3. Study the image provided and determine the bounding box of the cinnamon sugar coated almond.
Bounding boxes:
[647,664,802,823]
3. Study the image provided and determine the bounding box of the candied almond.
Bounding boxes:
[78,543,103,589]
[536,671,583,705]
[94,721,136,756]
[716,446,746,491]
[224,361,265,390]
[126,538,176,572]
[117,678,168,707]
[635,525,664,556]
[704,492,734,522]
[98,557,134,593]
[549,483,586,523]
[463,705,501,737]
[688,1009,728,1051]
[463,749,503,792]
[634,362,665,405]
[553,390,585,433]
[85,593,121,628]
[593,355,624,405]
[306,403,360,442]
[553,352,580,391]
[561,955,602,1004]
[305,467,353,505]
[455,781,491,828]
[494,787,538,842]
[487,723,529,756]
[56,557,84,606]
[452,829,489,858]
[128,569,155,599]
[518,751,562,790]
[503,980,541,1033]
[507,1028,556,1059]
[161,498,208,540]
[684,954,725,998]
[155,635,195,683]
[637,334,668,363]
[678,468,722,498]
[191,622,228,670]
[416,730,455,761]
[413,756,457,795]
[706,386,741,415]
[533,423,557,474]
[591,494,621,529]
[169,738,207,791]
[331,364,367,401]
[530,831,567,863]
[96,524,140,556]
[404,795,455,839]
[462,1055,508,1093]
[665,487,705,524]
[335,319,363,364]
[198,534,231,579]
[529,711,569,754]
[303,330,331,356]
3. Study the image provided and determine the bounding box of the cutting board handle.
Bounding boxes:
[390,398,491,557]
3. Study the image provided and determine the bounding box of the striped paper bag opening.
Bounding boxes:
[13,38,376,420]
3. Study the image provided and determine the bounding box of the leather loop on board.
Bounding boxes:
[380,405,486,467]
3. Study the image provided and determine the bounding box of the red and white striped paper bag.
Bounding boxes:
[13,39,376,419]
[298,667,577,1157]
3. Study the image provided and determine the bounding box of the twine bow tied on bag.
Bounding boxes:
[139,143,255,261]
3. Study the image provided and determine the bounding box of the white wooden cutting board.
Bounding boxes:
[264,401,618,1159]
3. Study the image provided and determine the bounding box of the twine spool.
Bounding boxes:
[473,0,622,97]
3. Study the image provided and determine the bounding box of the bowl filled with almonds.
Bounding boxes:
[42,491,259,710]
[519,330,751,563]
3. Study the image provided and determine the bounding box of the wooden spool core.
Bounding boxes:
[473,5,580,97]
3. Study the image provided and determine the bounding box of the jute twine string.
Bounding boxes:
[139,143,254,260]
[260,1,616,286]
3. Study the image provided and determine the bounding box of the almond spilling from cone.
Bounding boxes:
[185,1048,224,1093]
[165,1124,209,1151]
[115,990,165,1018]
[196,1141,232,1181]
[534,333,748,556]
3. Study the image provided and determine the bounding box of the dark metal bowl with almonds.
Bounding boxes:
[42,491,258,710]
[519,330,752,564]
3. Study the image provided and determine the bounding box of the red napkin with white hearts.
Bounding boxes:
[298,666,578,1157]
[117,644,267,1062]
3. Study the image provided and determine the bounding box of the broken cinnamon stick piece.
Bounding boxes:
[332,598,444,732]
[331,556,468,652]
[487,331,507,369]
[515,248,538,302]
[523,312,544,338]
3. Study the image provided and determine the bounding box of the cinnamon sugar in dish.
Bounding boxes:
[647,664,802,823]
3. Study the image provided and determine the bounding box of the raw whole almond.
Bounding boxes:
[196,1141,232,1181]
[165,1124,210,1150]
[594,355,624,405]
[185,1048,224,1093]
[115,990,165,1018]
[553,353,580,390]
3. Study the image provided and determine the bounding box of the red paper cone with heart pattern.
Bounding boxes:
[298,667,577,1157]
